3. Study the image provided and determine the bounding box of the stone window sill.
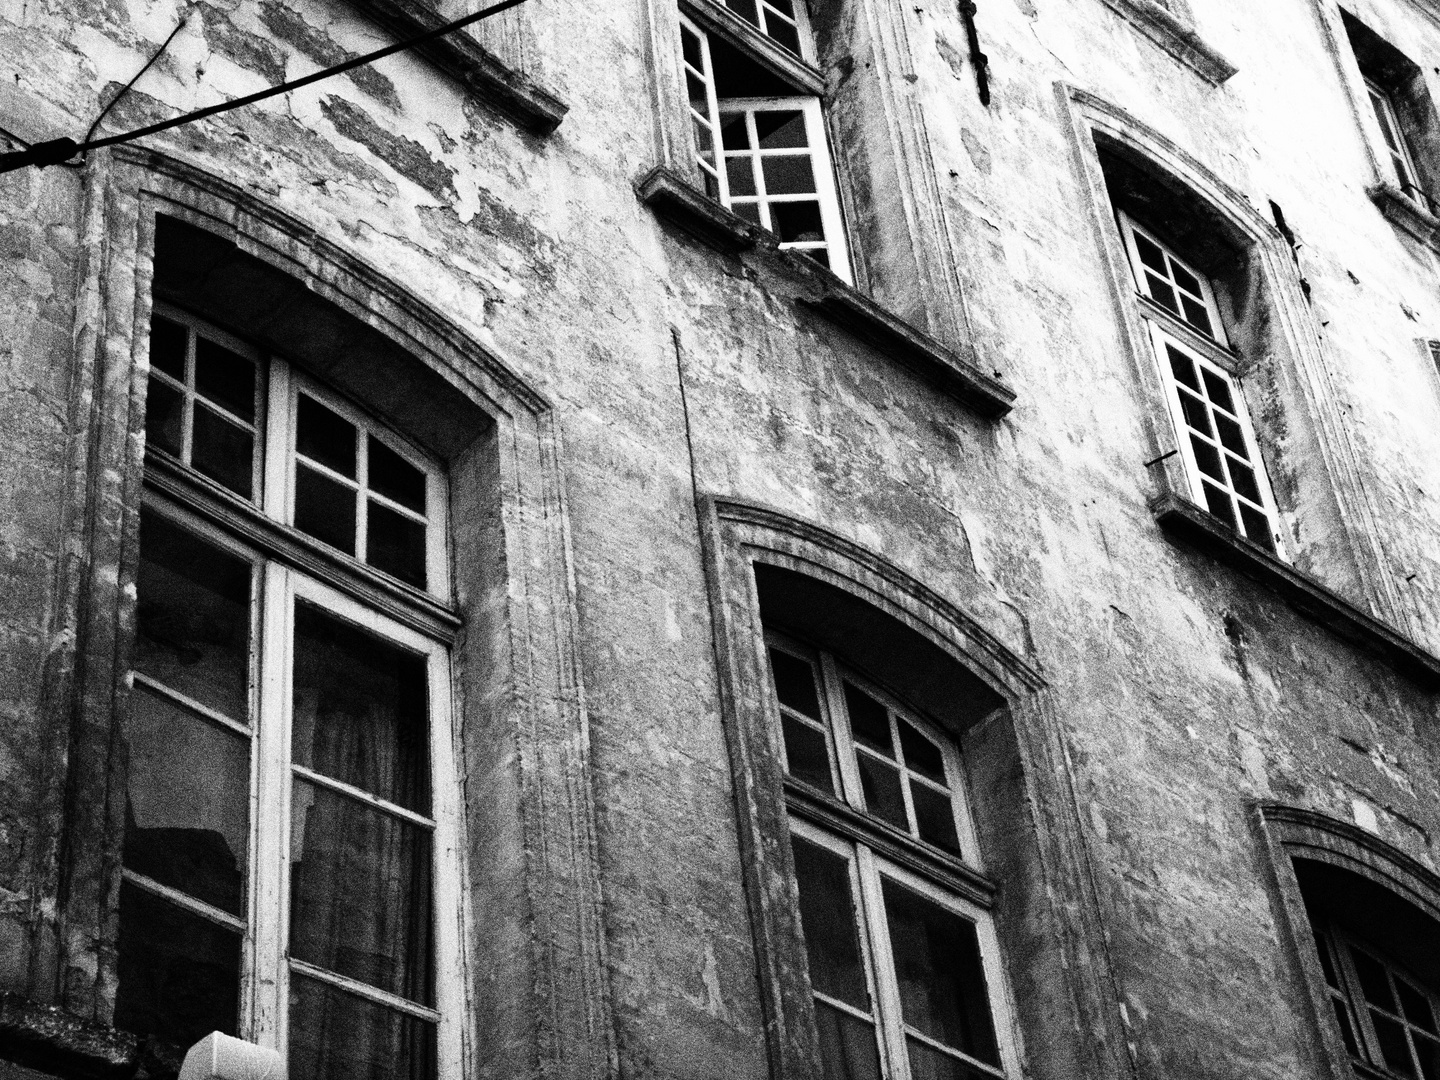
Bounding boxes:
[636,166,1016,419]
[0,992,166,1079]
[1100,0,1236,85]
[1152,493,1440,687]
[342,0,567,134]
[1370,182,1440,250]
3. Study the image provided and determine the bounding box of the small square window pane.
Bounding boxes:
[857,753,908,830]
[912,784,961,855]
[769,648,822,720]
[1178,391,1213,439]
[790,836,869,1010]
[725,0,761,26]
[194,338,256,422]
[687,73,710,114]
[1238,505,1275,553]
[289,973,437,1080]
[144,376,185,458]
[295,464,357,556]
[1166,346,1200,391]
[114,881,242,1050]
[782,714,834,794]
[1215,414,1246,457]
[298,394,358,478]
[815,1001,882,1080]
[1400,980,1438,1034]
[1203,482,1238,531]
[767,18,802,55]
[1201,369,1235,413]
[1352,949,1397,1012]
[1171,262,1202,297]
[368,500,428,589]
[899,722,946,784]
[1134,232,1167,274]
[762,155,816,195]
[772,201,825,245]
[681,26,703,70]
[149,316,188,380]
[1146,276,1179,314]
[726,156,757,197]
[368,437,427,513]
[1227,458,1261,504]
[755,110,808,149]
[1190,437,1225,481]
[720,113,751,150]
[843,683,892,755]
[1372,1012,1417,1078]
[192,405,254,499]
[1180,296,1213,337]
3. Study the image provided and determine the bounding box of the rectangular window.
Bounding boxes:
[1366,76,1424,204]
[767,634,1018,1080]
[119,307,464,1075]
[1117,213,1284,556]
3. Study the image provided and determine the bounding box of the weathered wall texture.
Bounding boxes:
[1,0,1439,1079]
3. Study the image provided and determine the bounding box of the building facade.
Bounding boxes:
[2,0,1440,1078]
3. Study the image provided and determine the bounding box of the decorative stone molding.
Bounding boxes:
[1099,0,1237,84]
[1153,493,1440,687]
[636,165,762,252]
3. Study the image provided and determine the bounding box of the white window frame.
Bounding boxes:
[766,632,1021,1080]
[717,0,814,60]
[1116,213,1286,557]
[1365,75,1425,206]
[129,306,469,1075]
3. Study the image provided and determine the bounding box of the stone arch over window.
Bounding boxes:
[696,496,1135,1080]
[34,146,613,1080]
[1257,803,1440,1080]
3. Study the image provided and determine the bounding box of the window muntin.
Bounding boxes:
[1116,213,1285,557]
[719,0,806,57]
[122,307,464,1075]
[1365,77,1425,205]
[1312,922,1440,1080]
[681,16,725,200]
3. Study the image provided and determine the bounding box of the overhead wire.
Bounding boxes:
[83,4,198,150]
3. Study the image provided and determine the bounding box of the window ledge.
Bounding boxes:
[1100,0,1237,85]
[1152,493,1440,688]
[1369,181,1440,249]
[637,165,764,252]
[678,0,826,97]
[342,0,567,134]
[0,992,151,1079]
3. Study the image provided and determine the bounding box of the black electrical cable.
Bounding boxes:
[84,4,196,149]
[0,0,527,174]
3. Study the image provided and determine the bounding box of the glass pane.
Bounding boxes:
[192,404,254,499]
[767,17,802,55]
[1400,980,1438,1034]
[762,155,817,195]
[1334,998,1361,1058]
[767,0,796,15]
[1228,459,1261,504]
[1134,232,1167,274]
[292,601,431,812]
[144,376,184,457]
[1312,927,1340,988]
[681,27,703,72]
[687,72,710,114]
[194,337,256,422]
[289,973,437,1080]
[298,394,358,478]
[815,1000,882,1080]
[907,1036,994,1080]
[803,249,831,271]
[727,156,757,196]
[720,113,750,150]
[1178,391,1212,438]
[1180,296,1213,337]
[1417,1034,1440,1080]
[368,501,428,589]
[1171,262,1202,297]
[693,120,715,157]
[1352,948,1397,1012]
[725,0,761,26]
[290,779,435,1003]
[882,879,1000,1067]
[755,111,808,149]
[296,464,358,556]
[368,437,427,515]
[899,722,946,783]
[114,880,241,1049]
[1190,437,1224,481]
[1146,276,1179,314]
[782,714,834,794]
[1201,369,1235,413]
[122,687,249,915]
[857,753,907,830]
[732,202,763,225]
[135,511,251,718]
[772,201,825,245]
[790,836,869,1010]
[842,683,891,755]
[149,315,188,380]
[1373,1012,1418,1078]
[1166,345,1200,391]
[1239,506,1275,553]
[1203,482,1238,530]
[912,784,961,855]
[1215,413,1246,456]
[769,648,821,720]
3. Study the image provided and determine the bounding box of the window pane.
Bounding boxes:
[1400,980,1437,1034]
[298,394,358,478]
[1180,296,1213,337]
[1312,927,1340,988]
[772,201,825,244]
[681,26,702,69]
[194,337,256,422]
[1215,414,1246,457]
[1227,459,1261,504]
[1146,276,1179,314]
[1373,1012,1418,1078]
[881,879,1001,1067]
[732,202,763,225]
[1190,437,1224,481]
[289,973,437,1080]
[1203,482,1238,530]
[762,155,817,195]
[1201,369,1235,413]
[843,683,891,756]
[368,501,428,589]
[687,72,709,114]
[295,464,358,556]
[135,511,251,718]
[122,687,249,915]
[767,17,802,55]
[782,714,834,794]
[368,437,427,514]
[899,722,945,784]
[114,880,241,1049]
[149,315,188,380]
[1352,948,1398,1012]
[725,0,761,26]
[907,1036,994,1080]
[857,753,907,830]
[1417,1034,1440,1080]
[1333,998,1362,1058]
[755,111,808,149]
[815,1000,882,1080]
[1238,507,1276,553]
[803,249,831,271]
[769,648,822,720]
[1178,390,1212,438]
[290,779,435,1004]
[720,113,750,150]
[790,836,869,1010]
[144,376,184,458]
[912,784,961,855]
[192,404,254,499]
[1166,345,1200,391]
[1134,232,1167,274]
[292,601,431,813]
[1171,262,1202,297]
[727,156,757,196]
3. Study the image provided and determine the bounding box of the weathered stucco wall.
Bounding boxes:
[2,0,1440,1079]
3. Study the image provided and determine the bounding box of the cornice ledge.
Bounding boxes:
[1099,0,1237,85]
[637,165,762,253]
[1153,493,1440,689]
[342,0,567,134]
[1369,182,1440,250]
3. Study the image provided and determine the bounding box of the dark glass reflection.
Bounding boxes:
[790,836,868,1009]
[289,974,436,1080]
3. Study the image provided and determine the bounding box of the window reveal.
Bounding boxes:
[1365,77,1425,206]
[766,634,1017,1080]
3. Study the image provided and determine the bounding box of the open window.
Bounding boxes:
[676,1,850,279]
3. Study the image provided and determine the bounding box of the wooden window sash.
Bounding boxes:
[1329,925,1440,1080]
[1117,212,1228,346]
[678,11,729,203]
